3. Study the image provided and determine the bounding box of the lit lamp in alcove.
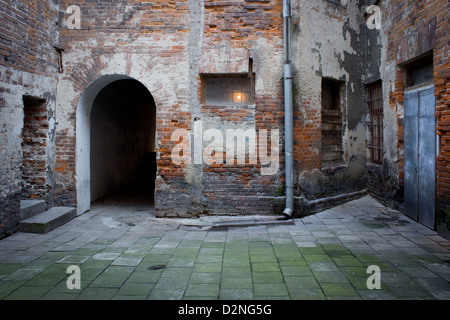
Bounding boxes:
[233,91,246,104]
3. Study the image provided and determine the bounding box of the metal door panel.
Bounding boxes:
[404,91,419,118]
[404,91,419,221]
[403,86,436,229]
[418,89,436,229]
[419,87,436,117]
[404,114,418,221]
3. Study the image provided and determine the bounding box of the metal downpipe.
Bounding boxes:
[283,0,294,218]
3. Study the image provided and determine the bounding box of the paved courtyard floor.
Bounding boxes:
[0,195,449,300]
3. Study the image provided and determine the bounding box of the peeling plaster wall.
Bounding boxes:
[4,0,444,229]
[54,0,286,217]
[374,0,450,236]
[291,0,367,202]
[362,0,401,207]
[0,0,60,238]
[56,0,192,214]
[55,0,370,218]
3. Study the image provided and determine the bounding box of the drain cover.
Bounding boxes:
[147,265,166,271]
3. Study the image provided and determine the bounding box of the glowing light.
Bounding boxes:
[234,92,243,103]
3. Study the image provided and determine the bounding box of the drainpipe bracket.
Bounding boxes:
[284,64,293,79]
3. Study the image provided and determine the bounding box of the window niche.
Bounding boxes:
[403,53,434,88]
[22,95,49,198]
[321,78,345,168]
[201,74,254,107]
[366,80,383,165]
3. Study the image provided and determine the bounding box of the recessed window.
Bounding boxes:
[366,80,383,164]
[202,76,253,106]
[321,78,344,168]
[326,0,348,8]
[22,95,48,198]
[404,54,434,88]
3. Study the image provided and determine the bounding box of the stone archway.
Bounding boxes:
[76,75,156,214]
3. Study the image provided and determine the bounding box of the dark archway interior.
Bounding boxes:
[90,79,156,205]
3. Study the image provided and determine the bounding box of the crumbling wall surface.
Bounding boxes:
[56,0,286,217]
[0,0,60,239]
[196,0,285,216]
[56,0,192,214]
[290,0,367,204]
[378,0,449,232]
[361,0,399,206]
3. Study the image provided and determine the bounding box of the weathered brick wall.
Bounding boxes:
[291,0,367,205]
[362,0,399,207]
[21,95,51,199]
[0,0,60,74]
[0,0,60,238]
[53,0,369,219]
[197,0,285,215]
[55,0,287,217]
[57,0,192,213]
[6,0,444,231]
[379,0,449,232]
[434,2,450,233]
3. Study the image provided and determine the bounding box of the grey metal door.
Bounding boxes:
[404,85,436,229]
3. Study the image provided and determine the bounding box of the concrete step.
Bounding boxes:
[20,200,46,221]
[19,207,77,234]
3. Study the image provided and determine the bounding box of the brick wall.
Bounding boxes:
[291,0,367,204]
[198,0,285,215]
[380,0,449,232]
[53,0,369,218]
[0,0,60,75]
[433,0,450,229]
[21,95,50,199]
[0,0,60,238]
[54,0,287,217]
[57,0,191,212]
[3,0,445,235]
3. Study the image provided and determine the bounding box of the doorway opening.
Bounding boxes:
[321,78,345,168]
[22,95,48,199]
[403,54,436,230]
[89,79,156,208]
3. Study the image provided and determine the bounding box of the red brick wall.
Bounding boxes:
[22,96,50,199]
[198,0,285,215]
[0,0,60,238]
[293,93,322,173]
[434,4,450,216]
[57,0,191,209]
[0,0,60,75]
[54,57,102,206]
[56,0,286,216]
[56,0,365,217]
[382,0,450,218]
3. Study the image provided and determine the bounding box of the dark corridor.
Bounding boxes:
[90,79,156,205]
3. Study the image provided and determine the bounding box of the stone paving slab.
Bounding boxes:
[0,195,449,300]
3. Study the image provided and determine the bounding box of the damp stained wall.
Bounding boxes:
[0,0,60,239]
[1,0,447,238]
[290,0,368,203]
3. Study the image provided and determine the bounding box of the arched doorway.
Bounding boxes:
[90,79,156,204]
[76,75,156,214]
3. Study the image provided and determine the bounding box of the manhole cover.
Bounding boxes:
[147,265,166,271]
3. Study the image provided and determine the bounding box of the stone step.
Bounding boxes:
[19,207,77,234]
[20,200,46,221]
